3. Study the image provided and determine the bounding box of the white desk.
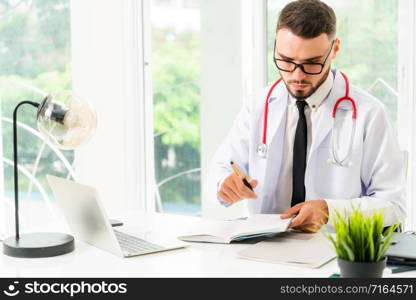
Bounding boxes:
[1,211,415,278]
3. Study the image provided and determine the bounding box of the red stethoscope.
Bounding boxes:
[257,72,357,167]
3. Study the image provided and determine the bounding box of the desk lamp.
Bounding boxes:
[3,91,97,258]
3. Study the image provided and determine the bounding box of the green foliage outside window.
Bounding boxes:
[152,28,201,212]
[0,0,72,195]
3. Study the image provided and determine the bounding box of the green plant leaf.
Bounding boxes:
[340,239,355,261]
[325,205,402,263]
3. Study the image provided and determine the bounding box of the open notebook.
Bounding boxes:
[177,214,291,244]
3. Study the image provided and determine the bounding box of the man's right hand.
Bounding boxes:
[218,173,258,204]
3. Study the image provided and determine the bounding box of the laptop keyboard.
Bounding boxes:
[114,230,165,255]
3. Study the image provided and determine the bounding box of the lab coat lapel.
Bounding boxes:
[265,83,288,147]
[259,82,288,212]
[308,70,346,164]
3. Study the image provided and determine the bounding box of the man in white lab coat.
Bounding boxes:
[206,0,405,232]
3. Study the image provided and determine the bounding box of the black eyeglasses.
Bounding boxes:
[273,40,334,75]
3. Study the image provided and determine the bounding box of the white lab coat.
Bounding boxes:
[206,70,406,226]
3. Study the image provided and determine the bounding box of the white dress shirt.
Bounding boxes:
[275,72,334,213]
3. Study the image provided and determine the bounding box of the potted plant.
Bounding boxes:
[325,206,400,278]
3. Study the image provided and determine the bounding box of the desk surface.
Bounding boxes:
[1,211,415,278]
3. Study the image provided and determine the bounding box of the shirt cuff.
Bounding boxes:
[324,198,352,225]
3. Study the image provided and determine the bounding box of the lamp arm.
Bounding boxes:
[13,100,40,239]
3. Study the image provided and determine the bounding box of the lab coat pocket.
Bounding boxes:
[315,146,361,199]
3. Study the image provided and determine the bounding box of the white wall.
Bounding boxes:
[71,0,153,213]
[200,0,267,219]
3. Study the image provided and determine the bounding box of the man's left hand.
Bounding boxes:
[280,200,329,233]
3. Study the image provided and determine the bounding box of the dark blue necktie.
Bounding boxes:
[291,100,308,207]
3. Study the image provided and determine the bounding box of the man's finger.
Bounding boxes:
[218,191,232,204]
[280,203,304,219]
[233,176,258,199]
[229,178,245,199]
[307,220,325,231]
[291,223,320,233]
[247,178,258,189]
[222,186,240,203]
[288,213,305,228]
[291,218,324,232]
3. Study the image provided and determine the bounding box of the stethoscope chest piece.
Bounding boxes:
[257,143,268,159]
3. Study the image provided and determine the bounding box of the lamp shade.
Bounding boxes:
[37,91,97,150]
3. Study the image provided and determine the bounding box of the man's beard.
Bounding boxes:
[282,68,330,100]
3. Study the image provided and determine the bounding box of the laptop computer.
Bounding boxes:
[47,175,186,257]
[387,231,416,262]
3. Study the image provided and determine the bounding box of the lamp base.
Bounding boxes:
[2,232,74,258]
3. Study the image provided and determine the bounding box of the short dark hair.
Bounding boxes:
[277,0,336,40]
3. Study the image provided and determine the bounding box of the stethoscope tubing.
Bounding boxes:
[262,78,283,145]
[260,72,357,166]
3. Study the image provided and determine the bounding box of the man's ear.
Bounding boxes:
[331,38,341,60]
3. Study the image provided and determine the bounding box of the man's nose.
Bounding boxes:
[292,66,307,81]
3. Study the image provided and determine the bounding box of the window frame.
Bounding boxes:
[397,0,416,230]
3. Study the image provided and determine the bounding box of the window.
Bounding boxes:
[150,0,201,215]
[7,1,405,226]
[267,0,398,121]
[0,0,73,235]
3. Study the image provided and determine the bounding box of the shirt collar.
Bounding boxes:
[288,71,334,110]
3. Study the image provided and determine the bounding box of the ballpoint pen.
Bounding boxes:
[230,161,253,191]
